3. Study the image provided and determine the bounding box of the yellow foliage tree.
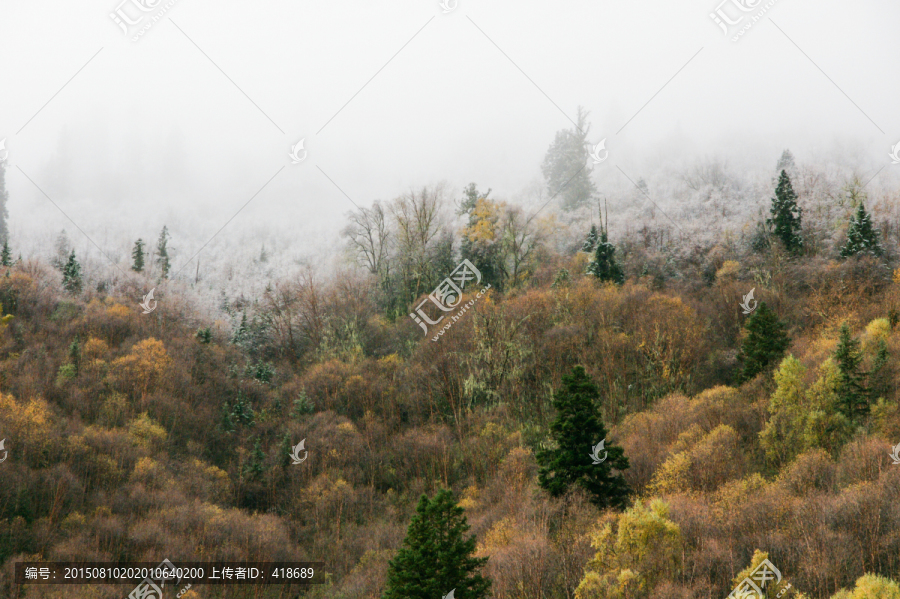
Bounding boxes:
[575,500,682,599]
[0,392,52,465]
[110,337,171,399]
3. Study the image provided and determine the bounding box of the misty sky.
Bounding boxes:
[1,0,898,266]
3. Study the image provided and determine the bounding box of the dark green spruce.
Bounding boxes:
[383,489,490,599]
[537,366,630,509]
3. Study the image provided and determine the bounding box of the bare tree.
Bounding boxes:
[390,183,450,295]
[342,201,390,276]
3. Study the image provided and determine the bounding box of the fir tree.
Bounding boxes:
[767,170,803,253]
[0,239,11,267]
[68,338,81,376]
[242,437,265,481]
[195,327,212,344]
[833,323,868,422]
[737,302,790,383]
[52,230,71,270]
[581,224,599,253]
[131,238,145,272]
[61,250,83,294]
[869,338,890,401]
[541,106,597,210]
[775,149,795,173]
[586,204,624,284]
[383,489,490,599]
[537,366,630,509]
[156,225,170,279]
[840,202,882,258]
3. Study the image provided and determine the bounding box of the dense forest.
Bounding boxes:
[2,126,900,599]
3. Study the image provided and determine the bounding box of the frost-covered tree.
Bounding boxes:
[541,106,596,211]
[767,170,803,254]
[156,226,171,279]
[52,230,71,270]
[776,149,795,173]
[840,201,882,258]
[62,250,83,294]
[581,224,599,253]
[587,206,624,284]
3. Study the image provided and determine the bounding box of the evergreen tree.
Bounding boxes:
[61,250,83,294]
[587,228,625,284]
[195,327,212,344]
[541,106,597,210]
[156,225,170,279]
[0,161,9,245]
[587,206,624,284]
[68,338,81,376]
[581,224,599,253]
[833,323,868,422]
[52,230,71,270]
[537,366,630,509]
[767,170,803,253]
[775,149,795,173]
[131,238,145,272]
[383,489,490,599]
[242,437,265,481]
[869,338,890,401]
[0,239,11,267]
[840,202,882,258]
[737,302,790,382]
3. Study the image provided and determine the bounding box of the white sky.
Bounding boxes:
[1,0,898,265]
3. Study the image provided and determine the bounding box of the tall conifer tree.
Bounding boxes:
[833,323,868,422]
[738,302,790,382]
[62,250,83,294]
[537,366,630,509]
[383,489,490,599]
[840,202,882,258]
[156,226,170,279]
[132,238,146,272]
[767,170,803,253]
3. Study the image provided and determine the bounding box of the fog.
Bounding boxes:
[1,0,898,300]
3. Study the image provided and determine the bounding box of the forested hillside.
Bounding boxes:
[1,148,900,599]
